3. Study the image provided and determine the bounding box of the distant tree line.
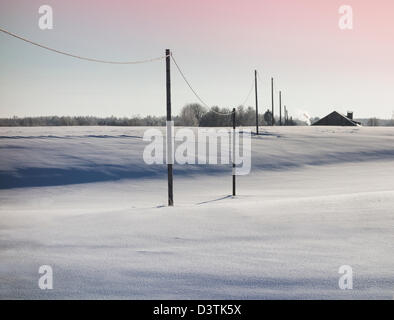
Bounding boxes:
[0,115,167,127]
[177,104,297,127]
[8,103,394,127]
[353,118,394,127]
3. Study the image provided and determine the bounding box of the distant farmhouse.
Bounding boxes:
[312,111,361,126]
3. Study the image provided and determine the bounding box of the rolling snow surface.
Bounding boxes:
[0,126,393,299]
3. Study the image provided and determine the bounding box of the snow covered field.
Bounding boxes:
[0,126,393,299]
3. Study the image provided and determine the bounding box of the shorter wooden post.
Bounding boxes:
[255,70,259,135]
[279,91,282,126]
[232,108,236,196]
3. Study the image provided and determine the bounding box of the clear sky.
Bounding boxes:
[0,0,393,119]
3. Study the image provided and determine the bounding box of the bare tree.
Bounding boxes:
[263,109,274,125]
[179,103,207,126]
[367,118,379,126]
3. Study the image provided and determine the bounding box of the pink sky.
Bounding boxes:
[0,0,393,118]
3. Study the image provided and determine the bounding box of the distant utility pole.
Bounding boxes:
[254,70,259,134]
[279,91,282,126]
[271,77,274,126]
[284,106,287,125]
[232,108,236,196]
[286,107,289,124]
[166,49,173,206]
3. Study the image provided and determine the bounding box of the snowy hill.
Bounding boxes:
[0,126,393,299]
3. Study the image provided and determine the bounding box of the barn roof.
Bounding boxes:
[312,111,361,126]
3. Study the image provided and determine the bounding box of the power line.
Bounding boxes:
[171,54,234,116]
[170,54,210,108]
[1,26,269,117]
[256,70,263,82]
[256,70,267,85]
[0,27,167,64]
[256,70,270,87]
[171,54,247,116]
[239,80,255,107]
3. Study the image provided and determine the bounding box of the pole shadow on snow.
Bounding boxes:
[196,195,233,205]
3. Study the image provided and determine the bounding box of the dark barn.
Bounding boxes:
[312,111,361,126]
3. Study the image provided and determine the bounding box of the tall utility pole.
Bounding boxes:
[232,108,236,196]
[166,49,173,206]
[254,70,259,134]
[279,91,282,126]
[271,77,274,126]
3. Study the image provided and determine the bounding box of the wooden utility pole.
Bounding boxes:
[271,77,274,126]
[286,106,288,125]
[232,108,236,196]
[279,91,282,126]
[254,70,259,135]
[166,49,173,206]
[284,106,287,125]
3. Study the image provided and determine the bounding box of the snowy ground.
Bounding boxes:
[0,126,393,299]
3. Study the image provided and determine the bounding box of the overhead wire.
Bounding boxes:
[0,27,167,64]
[170,54,210,109]
[171,53,262,116]
[171,54,235,116]
[239,79,255,107]
[1,26,280,117]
